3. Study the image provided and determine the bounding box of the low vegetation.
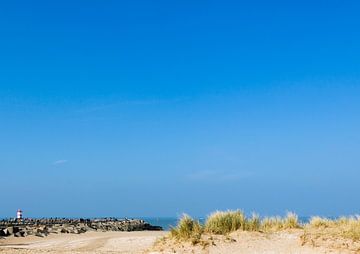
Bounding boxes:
[169,210,360,246]
[170,214,203,244]
[169,210,301,243]
[156,210,360,254]
[205,210,247,234]
[261,212,301,232]
[306,215,360,241]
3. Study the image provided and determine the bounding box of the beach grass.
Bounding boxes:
[261,212,301,232]
[170,214,203,244]
[306,215,360,241]
[246,213,261,231]
[205,210,247,234]
[169,210,302,243]
[204,210,300,234]
[169,210,360,246]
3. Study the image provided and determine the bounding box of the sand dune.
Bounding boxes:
[1,230,357,253]
[151,230,357,254]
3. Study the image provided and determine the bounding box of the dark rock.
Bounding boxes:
[14,232,23,237]
[0,229,6,236]
[0,217,163,238]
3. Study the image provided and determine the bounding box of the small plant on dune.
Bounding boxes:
[283,212,301,229]
[205,210,246,235]
[170,214,203,244]
[246,213,261,231]
[306,215,360,242]
[308,216,332,228]
[342,216,360,241]
[260,212,301,232]
[261,216,284,232]
[304,216,360,241]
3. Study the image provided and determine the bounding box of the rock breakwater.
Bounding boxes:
[0,218,162,238]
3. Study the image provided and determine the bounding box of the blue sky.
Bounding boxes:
[1,0,360,218]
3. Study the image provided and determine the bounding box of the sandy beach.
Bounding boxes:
[0,231,167,254]
[1,229,358,254]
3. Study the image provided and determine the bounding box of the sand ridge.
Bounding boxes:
[151,229,358,254]
[1,230,358,253]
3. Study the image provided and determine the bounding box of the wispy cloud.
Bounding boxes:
[53,160,68,165]
[74,98,187,114]
[186,170,253,183]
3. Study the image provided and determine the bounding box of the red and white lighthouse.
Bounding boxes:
[16,209,23,220]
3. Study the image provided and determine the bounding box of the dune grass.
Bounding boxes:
[246,213,261,231]
[170,214,203,244]
[205,210,300,234]
[261,212,301,232]
[169,210,301,243]
[308,216,332,228]
[205,210,247,234]
[306,215,360,241]
[169,210,360,245]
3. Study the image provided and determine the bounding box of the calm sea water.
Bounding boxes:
[140,217,205,231]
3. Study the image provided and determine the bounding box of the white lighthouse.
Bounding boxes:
[16,209,23,221]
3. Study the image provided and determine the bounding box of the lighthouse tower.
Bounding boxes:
[16,209,23,221]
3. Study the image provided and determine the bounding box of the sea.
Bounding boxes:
[140,217,205,231]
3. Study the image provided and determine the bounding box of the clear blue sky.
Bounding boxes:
[1,0,360,218]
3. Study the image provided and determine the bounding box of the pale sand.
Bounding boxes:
[151,230,358,254]
[0,231,167,254]
[1,230,358,253]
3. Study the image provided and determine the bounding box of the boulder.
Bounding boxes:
[5,227,14,235]
[35,232,46,237]
[0,217,163,238]
[14,232,23,237]
[0,229,6,236]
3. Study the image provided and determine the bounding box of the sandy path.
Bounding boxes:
[0,231,167,254]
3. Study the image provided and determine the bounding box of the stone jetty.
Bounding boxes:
[0,218,162,238]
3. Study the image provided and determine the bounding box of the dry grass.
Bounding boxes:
[306,215,360,241]
[246,213,261,231]
[261,212,301,232]
[170,210,301,241]
[205,210,246,234]
[204,210,301,235]
[170,214,203,244]
[308,216,332,228]
[168,210,360,249]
